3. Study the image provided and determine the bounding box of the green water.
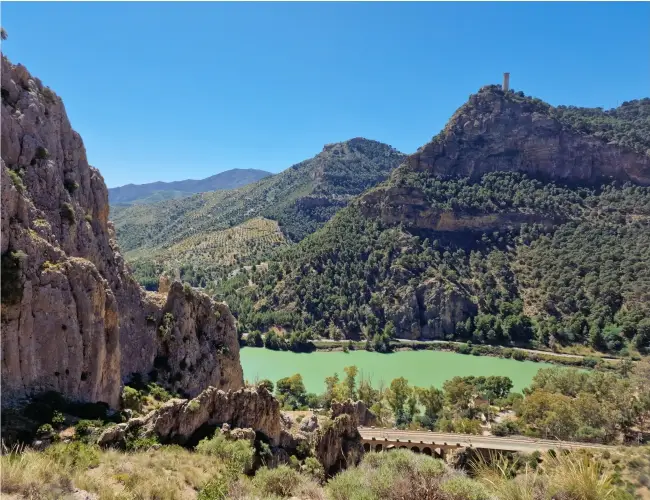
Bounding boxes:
[240,348,551,394]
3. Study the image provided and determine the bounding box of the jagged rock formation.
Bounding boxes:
[331,400,377,427]
[97,388,367,475]
[1,55,243,407]
[315,413,363,475]
[407,85,650,185]
[98,387,281,447]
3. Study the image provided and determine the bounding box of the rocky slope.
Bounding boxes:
[108,168,272,207]
[1,55,243,407]
[224,88,650,351]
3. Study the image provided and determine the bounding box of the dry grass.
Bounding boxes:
[472,449,623,500]
[1,443,227,500]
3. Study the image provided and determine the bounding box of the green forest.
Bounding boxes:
[216,173,650,355]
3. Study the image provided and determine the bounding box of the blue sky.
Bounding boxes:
[2,2,649,188]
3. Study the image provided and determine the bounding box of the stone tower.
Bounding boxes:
[503,72,510,92]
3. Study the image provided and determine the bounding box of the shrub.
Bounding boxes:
[43,442,100,470]
[328,450,447,500]
[6,168,24,193]
[60,202,75,224]
[246,330,264,347]
[34,146,49,160]
[125,435,159,452]
[36,423,55,438]
[252,465,302,497]
[188,399,201,412]
[198,474,232,500]
[196,432,254,474]
[512,350,527,361]
[289,455,300,470]
[51,410,65,428]
[303,456,325,483]
[42,87,56,104]
[158,313,175,342]
[457,343,471,355]
[257,379,274,393]
[441,475,491,500]
[147,383,174,402]
[64,179,79,194]
[492,419,520,437]
[75,419,102,437]
[121,386,143,412]
[1,250,25,305]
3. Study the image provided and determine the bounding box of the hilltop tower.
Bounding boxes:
[503,72,510,92]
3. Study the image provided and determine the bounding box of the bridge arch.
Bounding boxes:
[422,447,432,456]
[375,443,383,452]
[411,446,420,453]
[363,443,371,452]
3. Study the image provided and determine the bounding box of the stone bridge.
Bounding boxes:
[359,427,615,458]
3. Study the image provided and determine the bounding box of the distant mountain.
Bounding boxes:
[108,168,272,206]
[218,88,650,354]
[113,138,406,286]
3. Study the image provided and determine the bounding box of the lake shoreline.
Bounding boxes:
[307,339,623,370]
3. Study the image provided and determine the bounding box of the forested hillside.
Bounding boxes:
[217,88,650,355]
[114,138,405,284]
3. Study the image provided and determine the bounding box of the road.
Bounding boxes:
[358,427,616,453]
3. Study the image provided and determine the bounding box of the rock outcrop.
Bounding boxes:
[1,55,243,407]
[315,413,363,475]
[331,400,377,427]
[359,86,650,230]
[408,85,650,185]
[98,386,281,447]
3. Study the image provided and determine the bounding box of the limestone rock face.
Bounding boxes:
[1,54,243,407]
[383,278,477,340]
[98,387,281,446]
[408,86,650,185]
[418,278,477,340]
[331,400,377,427]
[315,413,363,475]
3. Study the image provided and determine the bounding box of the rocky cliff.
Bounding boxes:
[359,85,650,231]
[1,55,243,407]
[406,85,650,185]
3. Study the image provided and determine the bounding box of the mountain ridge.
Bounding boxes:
[108,167,272,206]
[112,138,406,286]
